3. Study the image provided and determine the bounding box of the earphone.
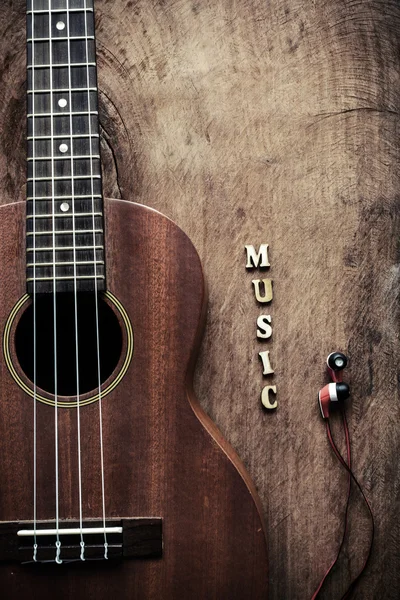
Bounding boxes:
[318,352,350,419]
[312,352,375,600]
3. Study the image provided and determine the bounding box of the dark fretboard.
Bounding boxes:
[26,0,105,294]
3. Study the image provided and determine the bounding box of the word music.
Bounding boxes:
[245,244,277,410]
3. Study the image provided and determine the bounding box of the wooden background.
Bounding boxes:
[0,0,399,598]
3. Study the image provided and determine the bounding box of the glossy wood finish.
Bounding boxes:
[0,199,268,599]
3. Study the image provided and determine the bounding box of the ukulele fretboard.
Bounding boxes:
[26,0,105,294]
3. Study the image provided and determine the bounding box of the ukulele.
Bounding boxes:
[0,1,268,597]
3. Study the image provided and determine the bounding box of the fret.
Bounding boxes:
[27,279,105,294]
[27,36,95,42]
[27,266,106,285]
[28,158,101,179]
[28,265,104,280]
[27,230,103,241]
[27,199,102,218]
[27,276,104,282]
[27,42,96,67]
[28,138,100,161]
[28,111,98,117]
[28,91,97,113]
[28,161,101,182]
[27,178,102,198]
[27,236,104,251]
[28,164,101,179]
[27,65,97,90]
[28,154,100,160]
[27,229,103,236]
[27,195,102,203]
[27,11,95,38]
[27,9,94,14]
[28,115,98,137]
[27,280,105,293]
[27,228,103,241]
[28,172,101,184]
[28,265,105,277]
[28,213,102,228]
[27,260,104,267]
[27,194,102,209]
[27,246,103,252]
[28,63,97,69]
[27,87,98,94]
[27,195,102,201]
[27,0,94,7]
[28,175,101,181]
[28,133,99,139]
[28,212,103,219]
[28,138,100,159]
[28,248,103,260]
[27,215,103,232]
[27,8,94,14]
[27,39,96,64]
[28,140,101,161]
[28,251,103,265]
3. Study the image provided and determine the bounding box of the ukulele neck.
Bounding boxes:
[26,0,106,294]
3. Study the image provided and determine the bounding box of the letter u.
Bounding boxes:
[252,279,273,303]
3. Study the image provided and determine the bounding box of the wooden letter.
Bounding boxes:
[257,315,272,339]
[261,386,277,410]
[252,279,273,303]
[259,350,274,374]
[245,244,270,269]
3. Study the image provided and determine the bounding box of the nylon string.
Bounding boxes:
[66,0,86,561]
[84,0,109,559]
[47,0,62,565]
[31,3,38,563]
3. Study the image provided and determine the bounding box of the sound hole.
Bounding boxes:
[15,293,123,397]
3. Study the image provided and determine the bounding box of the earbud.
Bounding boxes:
[319,352,350,419]
[327,352,348,382]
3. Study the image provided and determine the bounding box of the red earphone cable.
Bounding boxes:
[327,412,375,600]
[310,414,352,600]
[312,408,374,599]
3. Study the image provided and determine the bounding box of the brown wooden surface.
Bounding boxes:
[0,199,268,598]
[0,0,399,598]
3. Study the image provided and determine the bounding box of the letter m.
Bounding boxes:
[245,244,270,269]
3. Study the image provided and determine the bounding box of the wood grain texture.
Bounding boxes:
[0,0,399,598]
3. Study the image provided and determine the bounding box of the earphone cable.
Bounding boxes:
[310,414,352,600]
[326,413,375,600]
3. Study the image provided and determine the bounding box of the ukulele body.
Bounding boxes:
[0,198,268,599]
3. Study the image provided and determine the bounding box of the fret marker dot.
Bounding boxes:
[60,203,70,213]
[56,21,66,31]
[58,98,67,108]
[59,143,68,153]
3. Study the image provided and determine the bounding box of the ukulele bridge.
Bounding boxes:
[0,518,162,564]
